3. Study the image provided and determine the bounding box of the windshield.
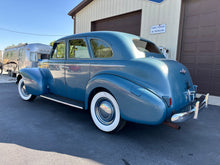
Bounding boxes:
[133,39,165,58]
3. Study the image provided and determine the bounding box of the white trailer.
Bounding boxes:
[1,43,51,76]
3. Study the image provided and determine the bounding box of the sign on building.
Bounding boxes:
[150,24,166,34]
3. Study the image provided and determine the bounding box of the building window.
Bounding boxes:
[69,39,90,58]
[52,42,65,59]
[90,39,113,58]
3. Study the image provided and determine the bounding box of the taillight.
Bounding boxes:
[169,98,172,106]
[162,96,172,107]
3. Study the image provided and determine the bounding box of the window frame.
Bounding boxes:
[51,40,66,60]
[67,38,91,60]
[89,38,114,59]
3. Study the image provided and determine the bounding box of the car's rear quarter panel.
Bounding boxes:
[86,73,167,125]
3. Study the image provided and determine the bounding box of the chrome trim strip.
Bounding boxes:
[91,64,125,67]
[64,63,90,66]
[40,95,83,109]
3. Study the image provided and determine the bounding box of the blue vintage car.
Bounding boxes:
[17,31,209,132]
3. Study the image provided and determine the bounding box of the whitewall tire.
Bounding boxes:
[90,91,126,132]
[18,78,36,101]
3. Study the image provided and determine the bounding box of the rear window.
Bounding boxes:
[133,39,164,58]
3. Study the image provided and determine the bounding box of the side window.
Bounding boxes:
[69,39,90,58]
[51,42,65,59]
[90,39,113,58]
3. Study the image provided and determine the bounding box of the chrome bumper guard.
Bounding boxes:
[171,93,209,123]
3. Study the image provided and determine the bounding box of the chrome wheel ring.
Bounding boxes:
[20,81,29,97]
[95,99,115,125]
[18,79,32,101]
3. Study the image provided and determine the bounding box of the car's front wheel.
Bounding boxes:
[90,91,126,133]
[18,78,36,101]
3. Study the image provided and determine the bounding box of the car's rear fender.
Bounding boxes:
[18,68,52,96]
[85,74,167,125]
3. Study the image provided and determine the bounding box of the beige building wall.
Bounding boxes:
[75,0,182,60]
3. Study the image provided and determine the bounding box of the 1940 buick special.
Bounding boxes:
[17,31,209,132]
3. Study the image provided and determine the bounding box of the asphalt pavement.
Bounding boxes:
[0,83,220,165]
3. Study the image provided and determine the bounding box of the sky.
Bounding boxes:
[0,0,83,50]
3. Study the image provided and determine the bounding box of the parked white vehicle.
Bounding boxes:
[1,43,51,76]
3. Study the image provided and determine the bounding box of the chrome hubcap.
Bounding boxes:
[95,99,115,125]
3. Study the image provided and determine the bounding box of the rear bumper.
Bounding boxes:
[171,93,209,123]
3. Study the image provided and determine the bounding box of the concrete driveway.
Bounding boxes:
[0,83,220,165]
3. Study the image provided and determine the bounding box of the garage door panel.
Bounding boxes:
[197,56,214,64]
[184,15,199,29]
[214,68,220,78]
[91,10,141,36]
[196,82,210,91]
[217,42,220,51]
[197,42,215,53]
[181,55,196,64]
[212,75,220,95]
[184,0,201,16]
[217,11,220,25]
[200,0,219,13]
[216,29,220,40]
[196,67,212,79]
[199,12,217,27]
[212,84,220,96]
[182,43,197,53]
[214,55,220,64]
[182,29,198,42]
[180,0,220,95]
[197,83,210,94]
[199,27,217,42]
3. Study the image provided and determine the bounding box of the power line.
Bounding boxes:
[0,27,69,37]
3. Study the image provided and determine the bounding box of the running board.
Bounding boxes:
[40,94,84,110]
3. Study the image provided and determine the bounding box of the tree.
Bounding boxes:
[50,41,56,47]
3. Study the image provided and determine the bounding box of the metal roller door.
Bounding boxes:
[91,10,142,36]
[180,0,220,96]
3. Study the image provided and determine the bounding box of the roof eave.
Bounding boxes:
[68,0,93,17]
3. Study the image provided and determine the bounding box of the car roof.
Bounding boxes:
[55,31,153,60]
[58,31,140,41]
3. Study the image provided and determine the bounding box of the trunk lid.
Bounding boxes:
[160,59,196,115]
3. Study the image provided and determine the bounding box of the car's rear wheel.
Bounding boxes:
[18,78,36,101]
[90,91,126,133]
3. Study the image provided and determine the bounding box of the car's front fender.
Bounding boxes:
[85,74,167,125]
[19,68,52,96]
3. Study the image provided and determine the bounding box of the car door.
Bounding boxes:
[65,38,91,102]
[48,41,66,97]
